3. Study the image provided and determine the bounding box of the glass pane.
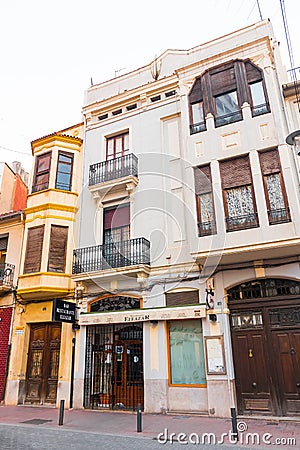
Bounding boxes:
[226,185,254,218]
[200,193,213,223]
[58,154,72,164]
[169,319,206,385]
[192,102,204,123]
[57,162,72,174]
[250,81,265,106]
[56,172,71,190]
[216,91,239,117]
[37,154,51,172]
[265,174,285,210]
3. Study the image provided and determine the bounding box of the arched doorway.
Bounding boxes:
[228,279,300,416]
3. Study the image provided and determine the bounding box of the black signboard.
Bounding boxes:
[52,299,76,323]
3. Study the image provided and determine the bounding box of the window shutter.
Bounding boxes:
[104,204,130,230]
[220,155,252,188]
[48,225,68,272]
[0,234,8,251]
[24,226,44,273]
[245,61,263,84]
[259,149,281,174]
[194,165,212,194]
[166,291,199,307]
[210,65,236,96]
[189,77,203,104]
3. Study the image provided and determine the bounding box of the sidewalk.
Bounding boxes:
[0,405,300,447]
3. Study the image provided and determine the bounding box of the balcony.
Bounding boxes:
[0,263,15,290]
[72,238,150,281]
[268,208,291,225]
[88,154,138,198]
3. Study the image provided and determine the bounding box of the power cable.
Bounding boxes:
[280,0,300,113]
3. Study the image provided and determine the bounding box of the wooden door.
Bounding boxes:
[272,330,300,415]
[113,340,143,409]
[231,328,275,414]
[25,323,61,404]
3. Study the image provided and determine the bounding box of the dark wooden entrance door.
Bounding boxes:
[25,323,61,404]
[231,323,275,414]
[272,330,300,415]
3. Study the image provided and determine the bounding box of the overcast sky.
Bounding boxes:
[0,0,299,173]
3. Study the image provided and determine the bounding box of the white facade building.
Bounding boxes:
[72,20,300,417]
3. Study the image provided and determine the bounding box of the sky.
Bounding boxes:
[0,0,299,173]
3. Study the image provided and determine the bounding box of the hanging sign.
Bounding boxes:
[52,299,76,323]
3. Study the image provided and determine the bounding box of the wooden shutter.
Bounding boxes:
[210,65,236,96]
[219,155,252,188]
[47,225,68,272]
[259,148,281,175]
[23,226,44,273]
[245,61,263,84]
[166,290,199,307]
[194,165,212,195]
[0,234,8,251]
[189,77,203,104]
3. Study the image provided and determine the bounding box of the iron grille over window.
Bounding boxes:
[227,279,300,301]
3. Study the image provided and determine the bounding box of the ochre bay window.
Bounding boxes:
[168,319,206,386]
[23,226,44,273]
[48,225,68,272]
[32,152,51,193]
[56,152,73,191]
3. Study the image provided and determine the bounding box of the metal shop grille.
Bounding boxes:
[84,323,144,411]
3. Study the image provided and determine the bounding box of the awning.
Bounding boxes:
[79,304,206,325]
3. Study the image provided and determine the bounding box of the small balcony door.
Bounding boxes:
[103,204,130,268]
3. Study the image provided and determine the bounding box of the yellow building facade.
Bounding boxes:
[5,124,83,407]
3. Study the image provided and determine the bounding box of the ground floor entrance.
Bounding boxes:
[84,323,144,410]
[229,279,300,416]
[24,322,61,405]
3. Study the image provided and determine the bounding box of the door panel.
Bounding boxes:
[272,331,300,415]
[231,329,274,414]
[25,323,61,404]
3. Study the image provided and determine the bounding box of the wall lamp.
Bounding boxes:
[286,130,300,156]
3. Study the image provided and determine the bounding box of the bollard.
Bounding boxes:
[59,399,65,426]
[231,407,239,441]
[136,403,142,432]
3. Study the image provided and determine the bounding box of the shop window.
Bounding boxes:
[47,225,68,272]
[23,226,44,273]
[219,155,259,231]
[194,165,216,236]
[259,149,291,224]
[32,152,51,193]
[168,319,206,385]
[55,152,73,191]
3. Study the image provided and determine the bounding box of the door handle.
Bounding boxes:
[290,348,296,356]
[252,382,257,388]
[296,383,300,388]
[249,348,253,358]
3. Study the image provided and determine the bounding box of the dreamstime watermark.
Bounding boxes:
[157,421,297,446]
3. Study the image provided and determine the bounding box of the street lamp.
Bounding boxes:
[286,130,300,156]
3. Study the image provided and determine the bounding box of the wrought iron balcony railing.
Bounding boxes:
[72,238,150,274]
[268,208,291,225]
[226,212,259,232]
[198,220,217,236]
[89,154,138,186]
[0,263,15,287]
